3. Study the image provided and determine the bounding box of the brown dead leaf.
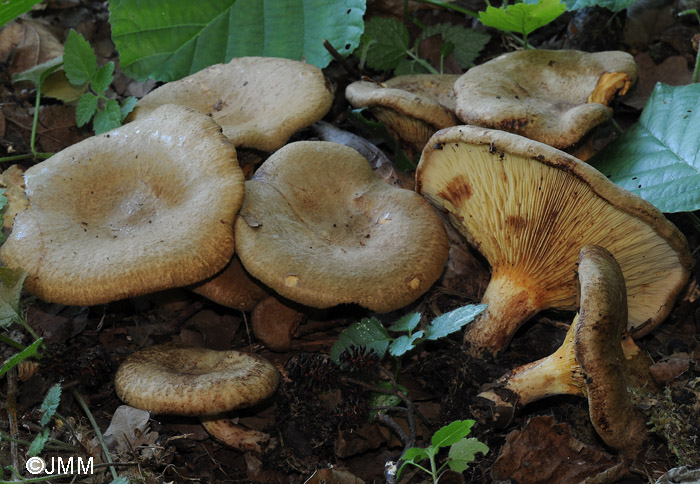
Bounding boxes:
[2,19,64,78]
[417,34,462,75]
[623,53,693,110]
[491,416,620,484]
[304,467,365,484]
[0,164,28,230]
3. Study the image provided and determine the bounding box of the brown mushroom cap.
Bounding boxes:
[128,57,334,152]
[0,104,244,306]
[345,75,460,156]
[114,343,280,416]
[453,50,638,148]
[416,125,692,355]
[235,140,449,313]
[190,255,269,312]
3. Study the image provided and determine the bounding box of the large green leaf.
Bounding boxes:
[591,83,700,213]
[109,0,366,82]
[0,0,43,28]
[523,0,636,12]
[478,0,566,37]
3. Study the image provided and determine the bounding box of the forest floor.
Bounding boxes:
[1,1,699,483]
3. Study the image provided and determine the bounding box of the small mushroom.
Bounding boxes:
[479,246,650,458]
[114,343,280,453]
[0,104,245,306]
[416,125,692,356]
[235,140,449,313]
[345,74,460,158]
[128,57,334,152]
[190,255,269,312]
[453,49,638,149]
[251,294,306,352]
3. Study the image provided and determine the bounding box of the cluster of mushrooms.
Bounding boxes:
[0,50,693,462]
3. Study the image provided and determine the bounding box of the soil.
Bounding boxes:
[1,1,700,483]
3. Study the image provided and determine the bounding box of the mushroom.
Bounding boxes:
[114,343,280,453]
[128,57,334,152]
[453,49,638,150]
[479,246,651,458]
[250,294,306,352]
[345,74,460,158]
[235,140,450,313]
[415,125,692,356]
[0,104,245,306]
[190,255,269,312]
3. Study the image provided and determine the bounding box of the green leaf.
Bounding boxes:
[0,338,43,380]
[359,16,410,71]
[93,99,123,134]
[120,96,138,122]
[330,317,392,364]
[424,304,487,341]
[92,62,115,94]
[40,383,62,427]
[447,437,489,472]
[591,83,700,213]
[388,313,421,333]
[28,428,49,457]
[478,0,566,37]
[393,57,429,76]
[13,56,64,88]
[388,330,425,356]
[432,420,475,448]
[558,0,636,11]
[402,446,431,464]
[76,93,98,127]
[110,0,366,82]
[0,267,28,328]
[0,0,43,29]
[369,380,406,419]
[63,29,97,86]
[422,23,490,69]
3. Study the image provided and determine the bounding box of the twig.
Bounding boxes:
[70,389,118,481]
[322,39,363,78]
[6,367,21,476]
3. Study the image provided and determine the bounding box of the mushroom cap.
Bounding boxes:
[190,255,269,311]
[235,141,449,313]
[574,245,648,455]
[114,343,280,416]
[416,125,692,354]
[0,104,244,306]
[345,75,459,155]
[453,49,638,148]
[128,57,334,152]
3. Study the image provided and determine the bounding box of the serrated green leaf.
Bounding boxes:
[560,0,636,11]
[64,29,97,85]
[0,0,43,28]
[359,16,410,71]
[393,57,429,76]
[0,267,28,328]
[422,23,490,69]
[0,338,42,379]
[447,437,489,472]
[478,0,566,37]
[76,93,98,127]
[432,419,475,448]
[110,0,366,82]
[388,331,425,357]
[40,383,62,427]
[120,96,138,122]
[369,380,406,420]
[92,62,115,94]
[424,304,487,341]
[330,317,392,363]
[28,428,50,457]
[93,99,122,134]
[13,56,64,87]
[591,83,700,213]
[389,313,421,333]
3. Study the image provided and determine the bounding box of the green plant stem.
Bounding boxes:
[70,389,118,481]
[28,83,53,161]
[3,466,73,482]
[0,334,25,351]
[405,50,440,74]
[0,431,79,452]
[693,45,700,83]
[414,0,478,18]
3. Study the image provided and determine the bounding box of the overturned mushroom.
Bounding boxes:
[453,49,637,149]
[479,246,651,458]
[114,343,280,453]
[235,140,449,313]
[129,57,334,152]
[345,74,460,158]
[416,126,692,355]
[0,104,245,306]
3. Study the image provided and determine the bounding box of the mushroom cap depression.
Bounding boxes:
[129,57,334,152]
[0,104,245,306]
[114,344,280,416]
[345,74,459,156]
[453,49,638,149]
[416,125,692,355]
[235,141,450,313]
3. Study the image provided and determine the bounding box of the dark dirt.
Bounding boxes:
[1,1,700,483]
